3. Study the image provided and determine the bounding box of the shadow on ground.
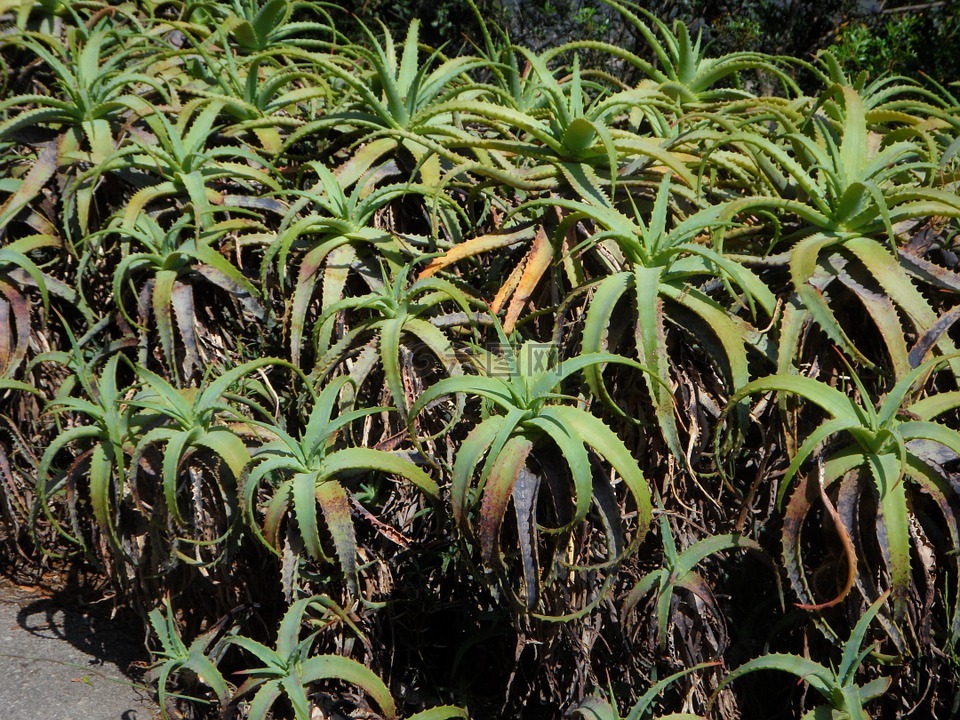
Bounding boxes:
[0,575,160,720]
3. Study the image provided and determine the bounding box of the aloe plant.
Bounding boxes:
[219,0,340,55]
[262,164,464,366]
[0,24,161,157]
[728,354,960,627]
[623,512,763,651]
[283,18,488,186]
[0,139,57,234]
[409,333,654,613]
[419,220,560,336]
[560,174,775,460]
[719,83,960,374]
[573,662,717,720]
[465,49,686,198]
[311,260,475,420]
[4,4,960,717]
[563,0,797,107]
[0,24,166,232]
[0,236,53,378]
[95,97,279,230]
[224,595,397,720]
[0,0,101,31]
[108,213,265,380]
[241,375,438,594]
[715,594,892,720]
[125,358,284,565]
[806,50,960,143]
[34,352,133,551]
[722,83,956,230]
[443,49,694,201]
[148,598,232,718]
[177,38,331,154]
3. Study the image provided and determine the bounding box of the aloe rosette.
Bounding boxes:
[409,335,655,615]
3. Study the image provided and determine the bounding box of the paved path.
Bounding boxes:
[0,576,160,720]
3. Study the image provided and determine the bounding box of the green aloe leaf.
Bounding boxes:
[866,452,911,613]
[299,656,396,719]
[547,405,653,541]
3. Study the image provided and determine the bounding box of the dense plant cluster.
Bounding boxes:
[2,1,960,718]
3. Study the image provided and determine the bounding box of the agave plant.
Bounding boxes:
[409,332,654,614]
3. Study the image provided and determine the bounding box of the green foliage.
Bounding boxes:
[148,599,232,716]
[224,596,397,720]
[828,9,960,85]
[624,511,763,650]
[2,1,960,718]
[729,355,960,644]
[716,594,893,720]
[242,375,438,595]
[573,662,715,719]
[409,333,654,614]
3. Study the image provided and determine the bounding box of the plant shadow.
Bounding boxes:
[14,593,148,675]
[0,572,157,718]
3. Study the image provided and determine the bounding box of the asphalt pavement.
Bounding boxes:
[0,576,159,720]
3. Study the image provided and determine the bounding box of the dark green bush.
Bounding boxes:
[344,0,960,85]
